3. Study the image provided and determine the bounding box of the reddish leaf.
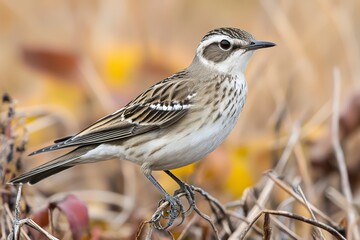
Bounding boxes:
[31,194,89,240]
[31,206,50,228]
[49,194,89,240]
[21,47,80,80]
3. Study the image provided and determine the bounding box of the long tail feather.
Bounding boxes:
[10,146,94,184]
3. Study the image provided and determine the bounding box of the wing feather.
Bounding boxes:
[30,73,195,155]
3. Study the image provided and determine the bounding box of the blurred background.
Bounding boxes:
[1,0,360,239]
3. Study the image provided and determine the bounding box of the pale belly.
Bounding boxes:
[145,114,240,170]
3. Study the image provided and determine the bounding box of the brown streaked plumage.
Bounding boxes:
[29,76,195,156]
[10,27,275,229]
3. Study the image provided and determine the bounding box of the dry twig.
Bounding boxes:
[229,121,302,239]
[296,185,325,239]
[9,184,58,240]
[332,68,359,239]
[239,210,346,240]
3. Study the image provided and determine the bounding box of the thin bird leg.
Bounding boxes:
[144,172,184,229]
[164,170,196,211]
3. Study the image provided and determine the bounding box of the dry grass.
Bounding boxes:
[1,0,360,239]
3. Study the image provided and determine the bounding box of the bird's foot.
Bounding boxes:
[174,181,196,214]
[150,194,184,230]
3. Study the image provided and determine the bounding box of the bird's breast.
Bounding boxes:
[141,74,247,170]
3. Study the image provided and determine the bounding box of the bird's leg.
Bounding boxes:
[164,170,196,212]
[143,170,184,229]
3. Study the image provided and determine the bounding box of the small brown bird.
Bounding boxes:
[10,27,275,224]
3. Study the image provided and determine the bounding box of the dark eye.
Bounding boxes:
[219,39,231,50]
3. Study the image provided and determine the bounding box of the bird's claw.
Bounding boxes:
[174,182,195,212]
[149,181,196,230]
[150,194,184,230]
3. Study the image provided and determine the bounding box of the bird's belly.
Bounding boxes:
[138,104,243,170]
[150,121,234,170]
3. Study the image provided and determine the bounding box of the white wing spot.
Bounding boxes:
[187,93,197,100]
[149,102,191,111]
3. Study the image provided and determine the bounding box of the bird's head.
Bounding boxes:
[193,27,275,76]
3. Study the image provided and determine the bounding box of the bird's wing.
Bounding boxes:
[31,73,196,155]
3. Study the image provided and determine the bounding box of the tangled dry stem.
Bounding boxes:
[136,172,346,239]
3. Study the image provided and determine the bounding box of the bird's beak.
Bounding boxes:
[244,41,276,51]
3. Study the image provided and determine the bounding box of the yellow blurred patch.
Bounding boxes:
[225,146,254,197]
[157,164,196,192]
[24,76,84,147]
[42,78,84,113]
[171,163,196,177]
[102,44,141,87]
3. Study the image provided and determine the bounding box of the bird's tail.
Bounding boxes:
[9,146,93,185]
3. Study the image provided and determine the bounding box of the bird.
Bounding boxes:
[10,27,275,227]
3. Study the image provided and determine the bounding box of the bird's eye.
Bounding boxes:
[219,39,231,51]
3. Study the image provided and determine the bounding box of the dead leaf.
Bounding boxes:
[21,47,80,80]
[31,194,89,240]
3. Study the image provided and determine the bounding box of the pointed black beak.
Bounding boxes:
[245,41,276,51]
